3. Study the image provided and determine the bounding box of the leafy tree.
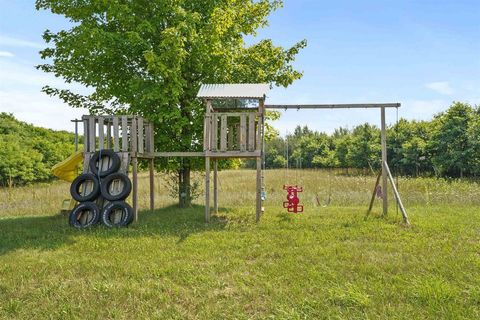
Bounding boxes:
[347,124,381,172]
[429,102,473,177]
[36,0,306,207]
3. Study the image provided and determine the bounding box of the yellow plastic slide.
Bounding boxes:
[52,151,84,182]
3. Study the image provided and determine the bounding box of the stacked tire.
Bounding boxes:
[69,150,134,229]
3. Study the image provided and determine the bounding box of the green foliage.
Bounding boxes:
[262,102,480,178]
[35,0,306,206]
[0,113,76,187]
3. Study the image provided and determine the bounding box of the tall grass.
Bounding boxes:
[1,169,479,218]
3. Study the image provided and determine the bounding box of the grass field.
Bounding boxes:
[1,169,479,319]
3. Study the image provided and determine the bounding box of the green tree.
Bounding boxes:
[347,124,381,171]
[429,102,473,177]
[36,0,306,207]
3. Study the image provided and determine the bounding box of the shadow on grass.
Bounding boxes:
[0,204,227,256]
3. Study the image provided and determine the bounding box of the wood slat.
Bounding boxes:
[98,116,104,150]
[113,117,120,152]
[228,125,234,150]
[248,113,255,151]
[240,114,246,152]
[88,117,95,152]
[122,116,128,152]
[211,114,218,151]
[137,117,144,154]
[83,119,88,153]
[149,123,155,153]
[220,115,227,151]
[131,117,138,153]
[106,121,112,149]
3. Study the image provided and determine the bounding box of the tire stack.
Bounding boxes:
[69,150,134,229]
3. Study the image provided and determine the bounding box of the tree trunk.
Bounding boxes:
[178,162,191,208]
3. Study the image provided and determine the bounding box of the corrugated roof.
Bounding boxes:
[197,83,270,99]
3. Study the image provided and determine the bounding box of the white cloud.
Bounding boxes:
[0,51,14,57]
[0,34,43,49]
[425,81,454,95]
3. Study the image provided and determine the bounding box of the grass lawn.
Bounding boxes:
[1,170,479,319]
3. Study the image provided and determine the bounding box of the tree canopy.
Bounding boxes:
[36,0,307,206]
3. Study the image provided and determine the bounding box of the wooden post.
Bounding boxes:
[149,158,155,212]
[213,159,218,214]
[205,156,210,222]
[366,171,382,218]
[132,156,138,222]
[256,156,262,223]
[381,107,388,216]
[88,116,96,152]
[98,116,104,150]
[384,161,410,225]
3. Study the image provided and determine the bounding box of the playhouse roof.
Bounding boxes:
[197,83,269,99]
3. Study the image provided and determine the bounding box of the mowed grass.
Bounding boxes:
[1,169,479,319]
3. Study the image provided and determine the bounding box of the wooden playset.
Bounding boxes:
[56,83,409,227]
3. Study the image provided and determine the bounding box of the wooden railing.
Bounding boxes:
[82,115,154,156]
[204,112,260,153]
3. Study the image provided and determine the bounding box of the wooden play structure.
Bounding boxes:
[79,115,155,221]
[61,83,409,225]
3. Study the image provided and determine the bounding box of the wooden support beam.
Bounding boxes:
[211,114,218,151]
[265,103,401,109]
[256,156,262,223]
[131,117,138,154]
[205,157,210,222]
[381,107,388,216]
[132,156,138,222]
[149,158,155,212]
[83,119,88,153]
[366,171,382,218]
[106,120,111,149]
[384,161,410,225]
[214,160,218,214]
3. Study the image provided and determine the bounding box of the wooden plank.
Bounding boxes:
[248,113,255,151]
[203,116,210,151]
[149,123,155,153]
[145,123,151,154]
[213,160,218,214]
[113,117,120,152]
[83,119,88,153]
[384,161,410,225]
[220,115,227,151]
[106,121,112,149]
[98,116,104,150]
[366,171,382,218]
[121,116,128,152]
[235,124,240,150]
[381,107,388,216]
[228,125,234,151]
[264,103,401,109]
[154,152,205,157]
[131,117,138,153]
[137,117,144,154]
[205,157,210,222]
[205,151,261,158]
[88,116,96,152]
[240,114,246,152]
[211,114,218,151]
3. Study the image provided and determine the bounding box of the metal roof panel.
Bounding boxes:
[197,83,270,99]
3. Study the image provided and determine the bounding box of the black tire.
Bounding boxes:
[89,149,121,177]
[100,173,132,201]
[70,173,100,202]
[101,201,134,227]
[69,202,100,228]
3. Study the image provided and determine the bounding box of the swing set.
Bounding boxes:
[155,83,409,225]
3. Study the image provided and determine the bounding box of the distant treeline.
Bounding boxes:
[0,113,78,187]
[259,102,479,178]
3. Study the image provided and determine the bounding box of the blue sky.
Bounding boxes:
[0,0,479,133]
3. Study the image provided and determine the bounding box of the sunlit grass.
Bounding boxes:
[0,169,479,319]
